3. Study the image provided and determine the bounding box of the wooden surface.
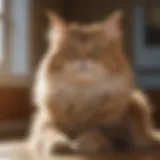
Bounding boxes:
[0,87,31,121]
[1,141,160,160]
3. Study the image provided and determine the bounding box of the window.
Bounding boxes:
[133,6,160,89]
[0,0,4,64]
[0,0,32,87]
[145,7,160,46]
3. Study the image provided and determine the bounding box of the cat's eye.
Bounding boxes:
[90,46,102,58]
[92,50,102,58]
[92,52,99,57]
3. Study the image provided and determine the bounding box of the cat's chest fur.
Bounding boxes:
[52,81,107,109]
[49,76,129,106]
[43,76,130,121]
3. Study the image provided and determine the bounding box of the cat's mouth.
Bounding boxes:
[73,73,95,84]
[62,70,96,85]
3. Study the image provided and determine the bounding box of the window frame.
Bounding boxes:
[0,0,33,87]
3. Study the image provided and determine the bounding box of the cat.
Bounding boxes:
[28,10,160,155]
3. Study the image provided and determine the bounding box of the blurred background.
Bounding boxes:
[0,0,160,142]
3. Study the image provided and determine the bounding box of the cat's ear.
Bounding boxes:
[46,10,66,43]
[104,10,123,40]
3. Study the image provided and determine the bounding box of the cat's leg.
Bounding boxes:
[71,129,113,154]
[28,110,72,156]
[128,89,160,151]
[41,127,73,155]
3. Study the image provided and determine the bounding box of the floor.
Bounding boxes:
[0,140,160,160]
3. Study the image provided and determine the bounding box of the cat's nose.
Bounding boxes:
[78,61,90,70]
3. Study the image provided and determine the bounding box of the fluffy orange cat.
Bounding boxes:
[28,10,160,155]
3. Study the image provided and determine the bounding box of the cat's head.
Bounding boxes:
[44,10,130,85]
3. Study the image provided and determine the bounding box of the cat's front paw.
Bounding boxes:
[33,129,73,156]
[50,141,73,155]
[44,129,74,155]
[71,130,113,155]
